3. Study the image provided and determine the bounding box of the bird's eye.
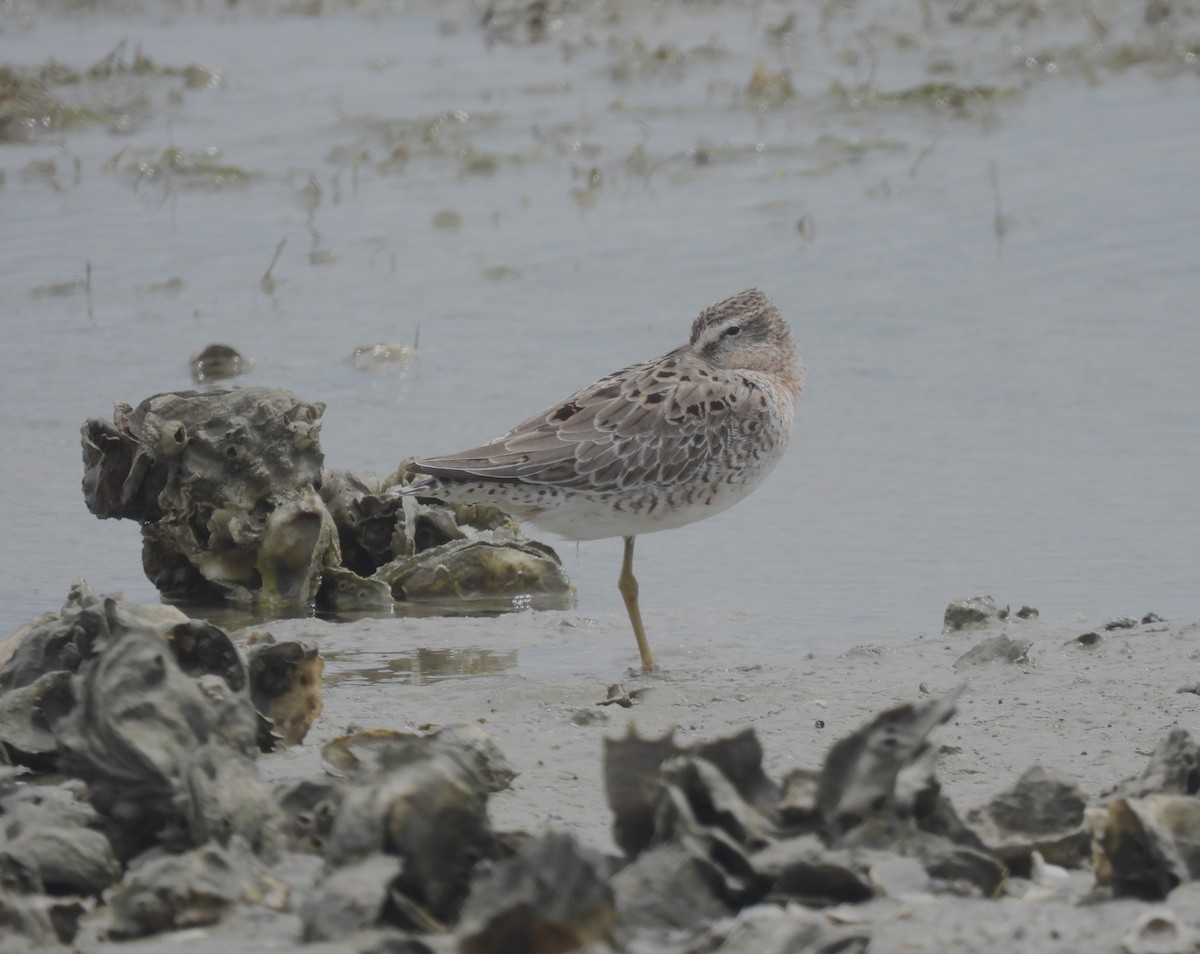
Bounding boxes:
[722,325,741,338]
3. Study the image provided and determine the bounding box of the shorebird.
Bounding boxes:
[405,288,805,671]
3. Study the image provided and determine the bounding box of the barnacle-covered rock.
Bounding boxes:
[321,725,515,794]
[605,726,687,858]
[374,536,572,605]
[324,748,495,926]
[690,903,868,954]
[300,854,408,941]
[316,566,395,613]
[106,838,290,939]
[943,595,1007,631]
[749,835,875,906]
[604,726,776,859]
[53,623,281,858]
[0,670,73,769]
[0,824,121,896]
[243,630,324,750]
[275,777,348,855]
[1093,794,1200,899]
[817,687,963,833]
[1113,729,1200,798]
[816,688,1004,897]
[0,580,186,692]
[965,766,1092,875]
[456,832,615,954]
[0,888,83,951]
[81,388,335,607]
[321,470,411,574]
[608,729,781,930]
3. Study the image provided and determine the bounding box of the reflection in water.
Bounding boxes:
[324,646,518,687]
[172,591,574,633]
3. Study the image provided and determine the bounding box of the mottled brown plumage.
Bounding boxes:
[407,288,804,671]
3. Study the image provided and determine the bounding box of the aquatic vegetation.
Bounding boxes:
[432,208,464,230]
[831,79,1020,118]
[107,145,257,190]
[0,42,218,142]
[0,65,66,141]
[745,61,796,107]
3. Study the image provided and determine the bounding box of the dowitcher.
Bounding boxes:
[405,288,805,671]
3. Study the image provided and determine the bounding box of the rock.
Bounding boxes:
[456,832,615,954]
[1114,730,1200,798]
[608,730,785,931]
[966,766,1092,875]
[324,750,495,925]
[300,853,406,941]
[316,566,396,613]
[817,688,962,833]
[375,536,572,605]
[777,768,821,828]
[943,596,1007,631]
[611,840,735,930]
[53,619,281,859]
[952,635,1032,670]
[750,835,874,906]
[0,824,120,896]
[681,903,862,954]
[1105,616,1139,631]
[81,388,334,607]
[190,343,248,383]
[604,726,688,857]
[243,631,324,750]
[0,671,73,769]
[320,724,515,794]
[1094,795,1200,899]
[604,726,776,859]
[0,580,186,693]
[107,839,290,939]
[318,469,402,576]
[0,889,84,950]
[275,777,347,854]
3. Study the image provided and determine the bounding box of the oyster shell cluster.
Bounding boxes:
[80,387,572,613]
[3,585,1200,952]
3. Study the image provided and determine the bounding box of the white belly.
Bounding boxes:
[522,451,785,541]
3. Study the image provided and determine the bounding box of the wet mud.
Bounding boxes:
[2,583,1199,953]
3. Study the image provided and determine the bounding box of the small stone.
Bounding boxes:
[943,596,1007,632]
[190,343,248,383]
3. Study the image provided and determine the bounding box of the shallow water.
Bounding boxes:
[1,0,1198,664]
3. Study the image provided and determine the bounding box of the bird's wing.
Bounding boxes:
[411,349,747,494]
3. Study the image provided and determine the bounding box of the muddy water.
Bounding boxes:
[1,1,1197,669]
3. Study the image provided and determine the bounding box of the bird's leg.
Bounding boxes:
[618,535,657,672]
